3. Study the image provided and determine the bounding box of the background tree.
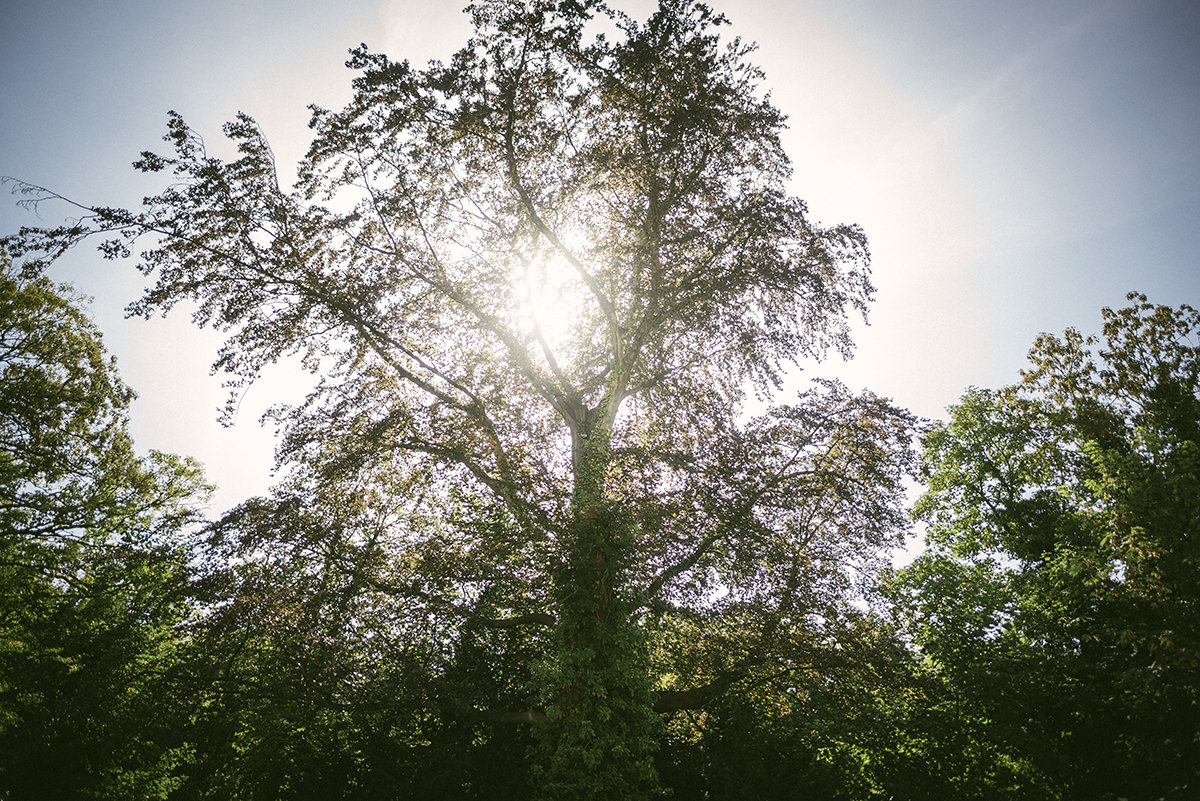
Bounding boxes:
[173,484,540,800]
[891,294,1200,801]
[3,1,916,796]
[0,253,210,799]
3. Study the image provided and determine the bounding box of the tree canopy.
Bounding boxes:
[3,1,917,797]
[10,2,1194,800]
[0,253,210,799]
[892,293,1200,800]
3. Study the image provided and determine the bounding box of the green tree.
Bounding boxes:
[0,253,211,799]
[4,2,916,796]
[892,294,1200,800]
[171,487,541,800]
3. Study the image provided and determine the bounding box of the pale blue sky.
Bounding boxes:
[3,0,1199,514]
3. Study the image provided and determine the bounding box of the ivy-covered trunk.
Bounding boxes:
[533,421,662,800]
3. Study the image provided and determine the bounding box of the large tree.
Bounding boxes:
[4,1,915,796]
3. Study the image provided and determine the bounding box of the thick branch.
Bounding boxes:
[459,708,548,725]
[473,611,556,629]
[653,670,746,713]
[365,574,554,631]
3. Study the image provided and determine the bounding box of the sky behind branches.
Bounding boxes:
[3,0,1199,516]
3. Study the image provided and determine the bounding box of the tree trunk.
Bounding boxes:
[532,417,661,800]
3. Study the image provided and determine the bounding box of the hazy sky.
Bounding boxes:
[3,0,1199,515]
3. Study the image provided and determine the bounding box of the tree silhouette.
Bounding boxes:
[3,2,916,796]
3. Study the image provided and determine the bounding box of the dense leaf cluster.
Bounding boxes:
[0,255,209,799]
[892,294,1200,800]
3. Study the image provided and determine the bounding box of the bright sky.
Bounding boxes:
[3,0,1199,516]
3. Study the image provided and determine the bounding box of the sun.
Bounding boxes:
[514,250,592,364]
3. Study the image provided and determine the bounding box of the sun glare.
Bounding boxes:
[511,219,601,366]
[516,255,584,360]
